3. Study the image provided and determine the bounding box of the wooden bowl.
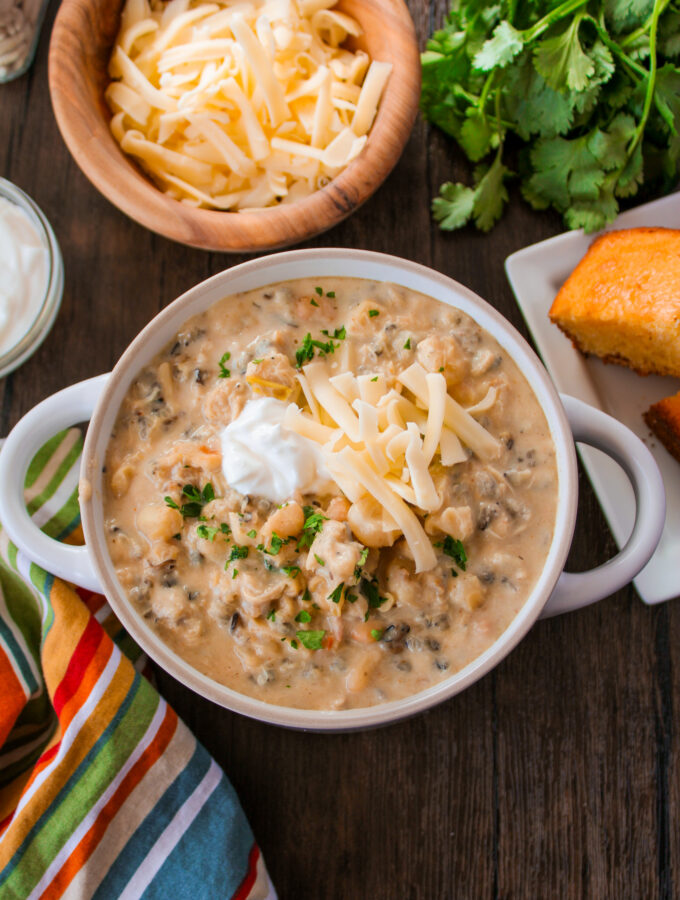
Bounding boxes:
[48,0,420,253]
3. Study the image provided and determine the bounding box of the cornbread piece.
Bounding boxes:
[644,390,680,464]
[549,227,680,377]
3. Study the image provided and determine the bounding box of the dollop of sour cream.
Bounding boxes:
[220,396,333,503]
[0,197,49,357]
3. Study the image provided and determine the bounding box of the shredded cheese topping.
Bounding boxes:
[105,0,392,211]
[283,361,500,572]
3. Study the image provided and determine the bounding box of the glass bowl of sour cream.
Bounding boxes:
[0,178,63,377]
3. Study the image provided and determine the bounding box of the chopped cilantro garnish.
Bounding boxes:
[326,291,336,298]
[321,326,346,340]
[290,639,299,649]
[368,309,379,317]
[436,536,467,571]
[196,524,219,541]
[296,506,328,550]
[353,546,369,580]
[328,583,344,604]
[282,565,301,578]
[232,569,238,578]
[218,352,231,378]
[246,529,257,538]
[301,588,312,603]
[370,376,378,382]
[314,286,323,296]
[296,630,325,650]
[346,592,357,603]
[451,568,458,578]
[172,532,181,540]
[263,557,276,572]
[252,358,263,365]
[361,577,387,609]
[404,337,411,350]
[295,332,339,368]
[266,609,276,621]
[165,483,215,518]
[269,533,284,554]
[371,629,383,641]
[438,366,445,372]
[311,298,319,307]
[314,554,325,567]
[295,609,312,623]
[228,544,249,563]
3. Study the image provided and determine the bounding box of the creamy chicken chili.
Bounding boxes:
[103,279,558,709]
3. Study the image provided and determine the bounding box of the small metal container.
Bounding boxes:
[0,178,63,377]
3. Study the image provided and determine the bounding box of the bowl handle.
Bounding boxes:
[0,375,109,593]
[540,394,666,618]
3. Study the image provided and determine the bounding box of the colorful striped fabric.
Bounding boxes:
[0,428,276,900]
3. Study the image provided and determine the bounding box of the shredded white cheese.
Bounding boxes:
[105,0,392,211]
[277,358,500,572]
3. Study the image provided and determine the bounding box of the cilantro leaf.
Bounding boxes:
[473,21,525,71]
[296,630,326,650]
[432,182,476,230]
[472,153,511,232]
[533,16,595,94]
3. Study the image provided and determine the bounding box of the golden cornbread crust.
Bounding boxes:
[644,391,680,464]
[549,227,680,378]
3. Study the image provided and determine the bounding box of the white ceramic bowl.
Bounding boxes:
[0,250,666,731]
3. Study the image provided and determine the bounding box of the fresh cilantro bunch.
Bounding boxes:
[422,0,680,233]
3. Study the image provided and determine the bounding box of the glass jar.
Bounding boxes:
[0,178,63,377]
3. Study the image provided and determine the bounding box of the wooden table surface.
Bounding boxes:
[3,2,678,897]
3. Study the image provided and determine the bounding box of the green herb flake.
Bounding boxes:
[326,291,336,298]
[282,565,301,578]
[196,524,219,541]
[228,544,249,563]
[328,582,344,604]
[437,536,467,571]
[310,298,319,307]
[370,376,378,382]
[301,588,312,603]
[314,554,326,567]
[172,532,181,540]
[232,568,238,578]
[371,629,383,641]
[297,506,328,550]
[218,352,231,378]
[368,309,379,317]
[220,523,231,536]
[252,358,263,365]
[246,529,257,538]
[295,609,312,623]
[290,639,299,650]
[167,483,215,518]
[361,577,387,609]
[404,338,411,350]
[315,286,323,296]
[346,592,357,603]
[266,609,276,621]
[296,630,325,650]
[263,557,276,572]
[353,546,369,580]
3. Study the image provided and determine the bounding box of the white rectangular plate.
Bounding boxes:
[505,193,680,605]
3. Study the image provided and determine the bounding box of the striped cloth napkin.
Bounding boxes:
[0,428,276,900]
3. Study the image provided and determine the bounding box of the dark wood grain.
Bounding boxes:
[2,1,675,897]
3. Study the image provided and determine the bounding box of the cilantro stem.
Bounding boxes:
[619,0,672,48]
[627,0,664,156]
[585,15,647,81]
[522,0,587,43]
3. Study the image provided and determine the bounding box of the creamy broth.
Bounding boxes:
[103,279,558,709]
